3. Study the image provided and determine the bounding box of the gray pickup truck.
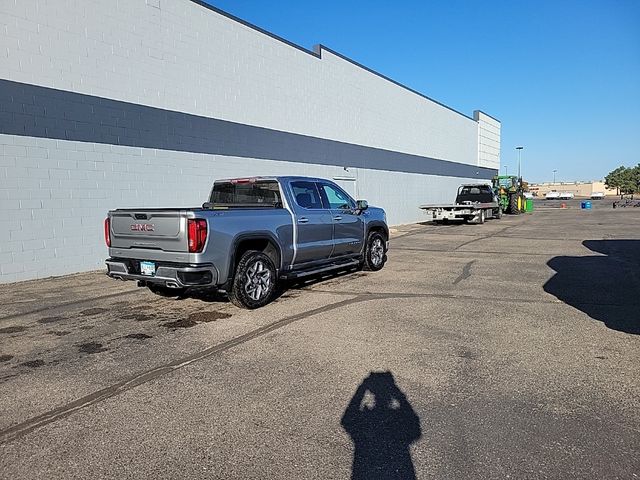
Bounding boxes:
[105,176,388,308]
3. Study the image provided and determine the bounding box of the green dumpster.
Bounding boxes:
[525,198,534,212]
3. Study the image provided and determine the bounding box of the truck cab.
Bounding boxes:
[455,184,496,204]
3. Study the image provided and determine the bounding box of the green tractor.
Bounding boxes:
[492,175,527,215]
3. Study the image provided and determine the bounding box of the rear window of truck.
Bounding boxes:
[208,180,282,208]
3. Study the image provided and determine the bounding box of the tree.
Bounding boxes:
[627,164,640,197]
[605,166,628,196]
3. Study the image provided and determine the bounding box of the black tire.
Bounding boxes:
[508,194,521,215]
[362,231,387,271]
[229,250,277,309]
[148,284,187,298]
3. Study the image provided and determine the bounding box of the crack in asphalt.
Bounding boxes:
[392,246,560,256]
[453,260,476,285]
[453,224,516,251]
[0,296,363,445]
[303,289,640,309]
[299,289,565,305]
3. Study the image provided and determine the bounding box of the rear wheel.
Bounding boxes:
[229,250,277,309]
[508,194,521,215]
[362,231,387,271]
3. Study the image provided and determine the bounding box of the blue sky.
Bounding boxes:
[207,0,639,183]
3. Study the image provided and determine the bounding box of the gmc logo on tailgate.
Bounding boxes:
[130,224,155,232]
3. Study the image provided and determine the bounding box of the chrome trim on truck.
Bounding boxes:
[105,260,217,288]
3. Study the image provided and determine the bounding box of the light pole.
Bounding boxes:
[503,165,508,175]
[516,146,524,179]
[553,169,557,184]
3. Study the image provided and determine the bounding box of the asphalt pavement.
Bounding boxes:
[0,198,639,479]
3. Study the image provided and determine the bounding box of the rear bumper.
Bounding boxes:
[105,258,218,288]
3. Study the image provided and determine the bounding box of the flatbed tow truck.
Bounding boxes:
[420,184,501,224]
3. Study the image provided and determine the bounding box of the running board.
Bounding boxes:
[280,259,361,280]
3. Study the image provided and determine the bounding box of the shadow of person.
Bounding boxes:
[543,239,640,334]
[341,372,421,480]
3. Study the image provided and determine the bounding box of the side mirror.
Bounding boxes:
[356,199,368,212]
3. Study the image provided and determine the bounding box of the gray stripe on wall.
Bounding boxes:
[0,79,497,179]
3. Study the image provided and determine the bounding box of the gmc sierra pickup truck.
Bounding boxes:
[105,176,388,309]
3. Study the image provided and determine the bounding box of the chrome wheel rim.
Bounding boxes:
[244,260,272,301]
[370,238,384,266]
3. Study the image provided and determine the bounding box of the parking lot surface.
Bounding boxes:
[1,199,639,479]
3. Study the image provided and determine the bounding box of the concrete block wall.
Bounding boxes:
[0,133,477,282]
[0,0,480,165]
[474,111,501,170]
[0,0,500,283]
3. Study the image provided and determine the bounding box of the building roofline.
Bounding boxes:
[188,0,320,58]
[473,110,501,123]
[188,0,476,122]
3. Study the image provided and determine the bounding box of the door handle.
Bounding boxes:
[333,216,342,221]
[298,217,309,224]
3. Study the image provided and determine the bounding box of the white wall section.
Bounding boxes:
[474,111,501,170]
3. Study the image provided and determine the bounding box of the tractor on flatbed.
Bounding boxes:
[492,175,527,215]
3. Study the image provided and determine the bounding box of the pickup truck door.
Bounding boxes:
[289,180,334,265]
[318,181,364,257]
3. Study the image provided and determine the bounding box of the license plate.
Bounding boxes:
[140,261,156,276]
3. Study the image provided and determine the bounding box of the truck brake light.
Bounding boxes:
[230,178,256,184]
[104,218,111,247]
[188,219,207,253]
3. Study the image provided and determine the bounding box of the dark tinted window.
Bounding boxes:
[210,180,281,206]
[291,181,324,209]
[459,186,492,196]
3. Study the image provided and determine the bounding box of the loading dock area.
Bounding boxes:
[0,201,638,478]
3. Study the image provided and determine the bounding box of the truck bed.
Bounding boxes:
[420,202,496,210]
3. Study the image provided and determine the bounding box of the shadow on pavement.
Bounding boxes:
[342,371,421,480]
[544,240,640,334]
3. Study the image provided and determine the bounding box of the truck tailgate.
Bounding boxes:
[109,209,189,252]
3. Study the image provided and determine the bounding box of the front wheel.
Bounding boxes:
[362,232,387,271]
[229,250,277,309]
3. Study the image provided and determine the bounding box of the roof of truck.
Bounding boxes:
[214,176,337,183]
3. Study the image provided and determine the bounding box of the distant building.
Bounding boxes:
[528,181,617,197]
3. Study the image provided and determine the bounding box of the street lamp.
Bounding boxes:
[503,165,508,175]
[516,146,524,179]
[553,169,557,184]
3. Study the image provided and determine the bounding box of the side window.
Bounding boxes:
[320,183,355,210]
[291,181,324,210]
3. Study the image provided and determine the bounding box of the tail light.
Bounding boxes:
[188,219,207,253]
[104,217,111,247]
